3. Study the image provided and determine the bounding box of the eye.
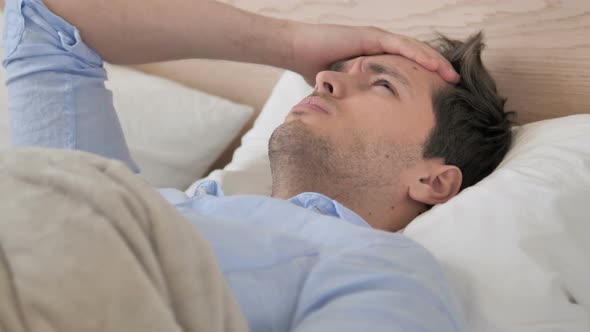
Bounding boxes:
[372,79,397,96]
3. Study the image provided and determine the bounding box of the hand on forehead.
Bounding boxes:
[288,23,459,86]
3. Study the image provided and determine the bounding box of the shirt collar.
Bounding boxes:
[194,180,225,197]
[195,180,371,229]
[288,192,371,229]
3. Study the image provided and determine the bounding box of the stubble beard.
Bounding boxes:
[268,120,373,202]
[268,118,422,199]
[269,120,332,196]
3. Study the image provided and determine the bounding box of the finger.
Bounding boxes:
[413,53,440,71]
[382,36,437,71]
[438,66,460,83]
[399,40,440,71]
[416,43,460,83]
[381,34,460,83]
[414,53,461,84]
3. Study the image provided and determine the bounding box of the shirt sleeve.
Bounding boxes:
[290,242,466,332]
[3,0,139,172]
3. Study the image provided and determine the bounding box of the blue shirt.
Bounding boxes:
[4,1,464,330]
[160,182,465,332]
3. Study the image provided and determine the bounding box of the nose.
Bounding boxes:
[314,70,346,97]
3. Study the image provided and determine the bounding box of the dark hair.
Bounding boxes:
[424,32,515,191]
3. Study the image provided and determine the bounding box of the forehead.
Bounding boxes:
[334,54,447,96]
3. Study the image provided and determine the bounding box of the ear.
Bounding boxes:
[408,165,462,206]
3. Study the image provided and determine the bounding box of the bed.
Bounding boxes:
[1,1,590,331]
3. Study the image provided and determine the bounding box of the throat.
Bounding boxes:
[271,173,401,231]
[270,171,357,203]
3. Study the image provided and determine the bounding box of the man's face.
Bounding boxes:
[286,54,445,154]
[269,54,449,229]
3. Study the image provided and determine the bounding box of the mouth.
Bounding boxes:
[290,96,332,115]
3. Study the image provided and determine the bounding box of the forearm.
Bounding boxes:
[42,0,461,85]
[43,0,295,68]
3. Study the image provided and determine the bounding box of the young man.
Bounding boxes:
[3,0,512,331]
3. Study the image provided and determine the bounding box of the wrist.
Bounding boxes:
[280,20,313,74]
[259,16,298,71]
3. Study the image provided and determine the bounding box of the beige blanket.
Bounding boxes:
[0,148,248,332]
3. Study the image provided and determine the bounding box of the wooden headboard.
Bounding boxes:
[134,0,589,167]
[2,0,588,165]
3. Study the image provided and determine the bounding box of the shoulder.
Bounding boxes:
[292,233,465,332]
[323,230,446,279]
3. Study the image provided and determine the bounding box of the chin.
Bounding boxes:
[270,120,306,150]
[269,119,329,165]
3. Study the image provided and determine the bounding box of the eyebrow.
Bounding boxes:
[330,59,412,92]
[365,62,412,91]
[329,60,347,72]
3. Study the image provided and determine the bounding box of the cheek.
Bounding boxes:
[344,99,397,128]
[330,99,433,145]
[376,108,435,146]
[347,109,414,145]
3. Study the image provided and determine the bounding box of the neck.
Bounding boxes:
[271,169,406,231]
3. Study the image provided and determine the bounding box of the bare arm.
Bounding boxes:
[42,0,460,84]
[43,0,293,67]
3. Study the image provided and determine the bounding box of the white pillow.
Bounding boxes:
[191,70,590,331]
[1,8,252,189]
[405,115,590,331]
[104,64,253,189]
